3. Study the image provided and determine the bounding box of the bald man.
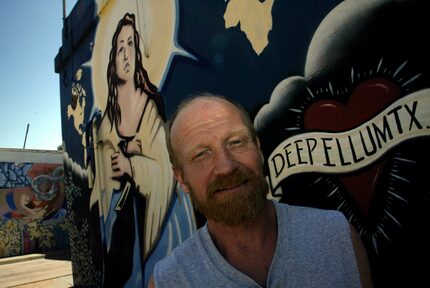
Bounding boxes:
[150,93,372,288]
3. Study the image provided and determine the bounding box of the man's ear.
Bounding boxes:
[172,165,190,193]
[256,136,265,165]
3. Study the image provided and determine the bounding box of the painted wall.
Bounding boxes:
[56,1,196,287]
[0,149,68,258]
[56,0,430,287]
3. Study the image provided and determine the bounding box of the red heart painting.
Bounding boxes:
[304,78,401,220]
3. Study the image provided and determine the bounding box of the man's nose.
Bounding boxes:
[213,148,237,176]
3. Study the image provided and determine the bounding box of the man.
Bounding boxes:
[150,93,372,287]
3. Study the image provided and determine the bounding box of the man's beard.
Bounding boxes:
[188,168,268,226]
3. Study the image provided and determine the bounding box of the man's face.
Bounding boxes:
[171,98,268,225]
[115,25,135,82]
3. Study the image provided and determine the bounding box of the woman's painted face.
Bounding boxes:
[115,25,136,82]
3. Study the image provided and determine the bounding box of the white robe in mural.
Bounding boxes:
[89,98,174,259]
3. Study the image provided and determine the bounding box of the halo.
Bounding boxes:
[91,0,177,111]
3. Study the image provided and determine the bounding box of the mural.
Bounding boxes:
[254,0,430,286]
[56,0,429,287]
[0,160,68,257]
[90,12,177,287]
[58,1,196,287]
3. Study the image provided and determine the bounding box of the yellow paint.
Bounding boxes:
[92,0,177,110]
[224,0,275,55]
[67,69,87,161]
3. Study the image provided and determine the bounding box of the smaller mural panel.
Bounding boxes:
[0,161,68,258]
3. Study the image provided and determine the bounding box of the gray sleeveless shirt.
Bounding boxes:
[153,201,361,287]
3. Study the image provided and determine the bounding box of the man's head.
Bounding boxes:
[166,93,268,226]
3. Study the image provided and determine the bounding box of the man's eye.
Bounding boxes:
[227,135,253,151]
[117,47,123,55]
[231,139,243,145]
[228,138,246,148]
[192,150,209,161]
[128,40,133,47]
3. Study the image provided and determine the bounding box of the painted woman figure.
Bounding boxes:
[89,13,174,287]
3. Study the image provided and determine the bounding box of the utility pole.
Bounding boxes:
[23,123,30,149]
[63,0,66,20]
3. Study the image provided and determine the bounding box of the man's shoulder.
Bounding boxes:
[275,201,352,249]
[274,201,346,224]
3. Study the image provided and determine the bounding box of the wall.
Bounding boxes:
[56,1,196,287]
[0,149,68,258]
[56,0,430,287]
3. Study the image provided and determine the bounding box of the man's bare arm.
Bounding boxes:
[148,274,155,288]
[350,224,373,288]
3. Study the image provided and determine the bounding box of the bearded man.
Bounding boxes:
[150,93,372,288]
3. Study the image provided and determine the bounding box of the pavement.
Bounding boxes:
[0,250,73,288]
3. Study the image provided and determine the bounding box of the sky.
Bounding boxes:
[0,0,78,151]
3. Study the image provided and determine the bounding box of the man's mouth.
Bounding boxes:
[214,180,249,194]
